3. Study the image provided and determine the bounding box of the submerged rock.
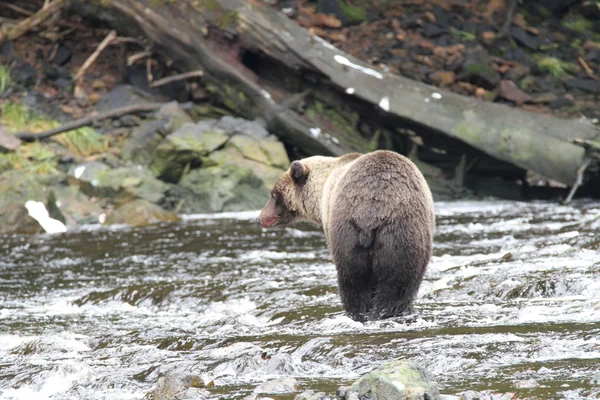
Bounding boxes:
[294,389,328,400]
[143,373,205,400]
[104,199,180,227]
[345,360,441,400]
[255,377,298,394]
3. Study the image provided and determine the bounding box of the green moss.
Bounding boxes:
[366,130,381,152]
[0,142,59,175]
[54,127,107,157]
[453,29,476,41]
[338,1,366,24]
[464,63,493,75]
[539,43,560,51]
[536,56,575,78]
[0,64,11,96]
[220,10,238,29]
[0,102,107,157]
[0,103,58,133]
[562,16,594,33]
[518,76,535,90]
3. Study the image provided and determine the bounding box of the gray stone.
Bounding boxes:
[255,377,298,394]
[0,200,44,234]
[0,126,21,152]
[294,389,328,400]
[0,170,66,234]
[215,116,269,139]
[151,121,229,182]
[122,119,170,165]
[50,185,103,226]
[105,199,180,227]
[205,146,286,190]
[96,84,151,113]
[171,164,269,214]
[68,162,171,206]
[143,373,204,400]
[346,360,441,400]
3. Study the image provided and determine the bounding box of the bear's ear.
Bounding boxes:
[290,161,308,183]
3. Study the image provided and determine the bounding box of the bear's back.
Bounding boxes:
[328,150,434,236]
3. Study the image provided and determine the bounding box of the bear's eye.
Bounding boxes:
[271,192,276,199]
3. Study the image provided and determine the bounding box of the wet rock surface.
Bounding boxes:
[104,199,180,227]
[346,360,441,400]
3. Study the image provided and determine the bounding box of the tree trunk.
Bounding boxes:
[72,0,599,187]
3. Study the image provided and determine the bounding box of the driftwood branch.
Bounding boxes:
[150,70,204,88]
[15,103,165,141]
[73,29,117,81]
[0,0,66,45]
[72,0,600,187]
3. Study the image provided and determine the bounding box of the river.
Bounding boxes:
[1,200,599,399]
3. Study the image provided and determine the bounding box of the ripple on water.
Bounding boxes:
[1,200,599,399]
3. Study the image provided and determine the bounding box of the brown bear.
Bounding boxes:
[258,150,435,322]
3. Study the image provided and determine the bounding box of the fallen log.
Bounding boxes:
[71,0,599,187]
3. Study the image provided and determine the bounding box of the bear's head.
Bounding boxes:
[257,160,308,228]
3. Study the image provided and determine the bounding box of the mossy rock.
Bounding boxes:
[50,185,103,226]
[105,199,180,227]
[347,360,441,400]
[0,170,67,234]
[68,162,171,206]
[121,119,170,166]
[171,164,269,213]
[228,134,290,169]
[205,145,285,189]
[150,121,230,183]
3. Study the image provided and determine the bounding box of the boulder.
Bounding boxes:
[0,200,44,234]
[68,162,171,206]
[293,390,328,400]
[254,377,298,394]
[105,199,180,227]
[0,126,21,152]
[121,119,170,166]
[214,116,270,139]
[0,170,66,234]
[206,145,286,189]
[143,373,204,400]
[50,185,104,226]
[345,360,441,400]
[170,164,269,214]
[122,102,194,166]
[151,121,229,182]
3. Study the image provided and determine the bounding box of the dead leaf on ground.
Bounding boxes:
[497,79,531,105]
[310,13,341,28]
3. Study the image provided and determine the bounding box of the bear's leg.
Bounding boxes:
[330,228,375,322]
[367,229,426,321]
[335,250,375,322]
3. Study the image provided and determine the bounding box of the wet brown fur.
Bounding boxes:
[258,150,435,322]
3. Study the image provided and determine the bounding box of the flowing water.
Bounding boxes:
[1,200,599,400]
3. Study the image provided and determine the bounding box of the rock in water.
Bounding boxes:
[104,199,180,227]
[144,373,204,400]
[346,360,441,400]
[294,390,328,400]
[254,377,298,394]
